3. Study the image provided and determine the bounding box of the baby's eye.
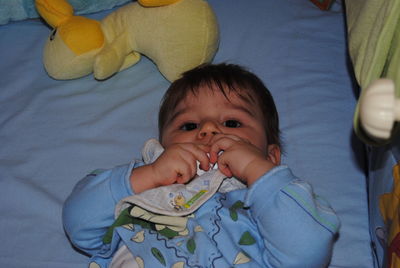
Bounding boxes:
[223,120,242,128]
[180,122,198,131]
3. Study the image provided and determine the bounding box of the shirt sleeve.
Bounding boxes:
[244,165,340,268]
[62,160,142,256]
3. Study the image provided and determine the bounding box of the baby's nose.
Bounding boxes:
[198,120,221,139]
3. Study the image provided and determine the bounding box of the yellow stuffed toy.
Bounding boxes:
[35,0,219,81]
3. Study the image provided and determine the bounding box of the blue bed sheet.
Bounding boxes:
[0,0,373,267]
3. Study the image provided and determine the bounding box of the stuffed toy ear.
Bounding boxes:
[35,0,73,28]
[139,0,181,7]
[35,0,105,79]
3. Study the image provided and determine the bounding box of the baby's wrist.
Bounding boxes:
[130,165,158,194]
[243,159,276,186]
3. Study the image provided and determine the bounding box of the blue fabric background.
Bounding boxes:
[0,0,130,25]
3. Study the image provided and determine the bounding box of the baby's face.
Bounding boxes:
[161,85,268,155]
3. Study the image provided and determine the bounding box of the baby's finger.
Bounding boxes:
[195,143,211,153]
[209,136,236,162]
[175,172,191,184]
[211,134,251,148]
[174,158,196,184]
[215,153,233,178]
[181,143,211,171]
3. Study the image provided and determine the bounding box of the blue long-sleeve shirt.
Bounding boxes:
[63,162,339,268]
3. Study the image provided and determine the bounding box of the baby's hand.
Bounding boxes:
[151,143,211,186]
[131,143,211,193]
[209,134,279,186]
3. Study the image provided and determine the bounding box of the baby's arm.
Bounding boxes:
[63,163,136,256]
[63,143,210,255]
[245,166,340,267]
[210,135,338,265]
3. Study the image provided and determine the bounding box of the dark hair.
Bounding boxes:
[158,63,281,148]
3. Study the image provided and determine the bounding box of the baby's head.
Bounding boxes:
[158,63,281,154]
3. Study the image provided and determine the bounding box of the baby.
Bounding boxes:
[63,63,339,268]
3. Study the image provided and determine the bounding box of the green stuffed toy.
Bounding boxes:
[35,0,219,81]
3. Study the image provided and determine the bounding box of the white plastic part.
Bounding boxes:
[359,78,400,139]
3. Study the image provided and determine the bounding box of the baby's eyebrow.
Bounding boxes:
[167,107,189,124]
[228,103,257,118]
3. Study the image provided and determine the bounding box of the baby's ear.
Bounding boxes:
[266,144,281,165]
